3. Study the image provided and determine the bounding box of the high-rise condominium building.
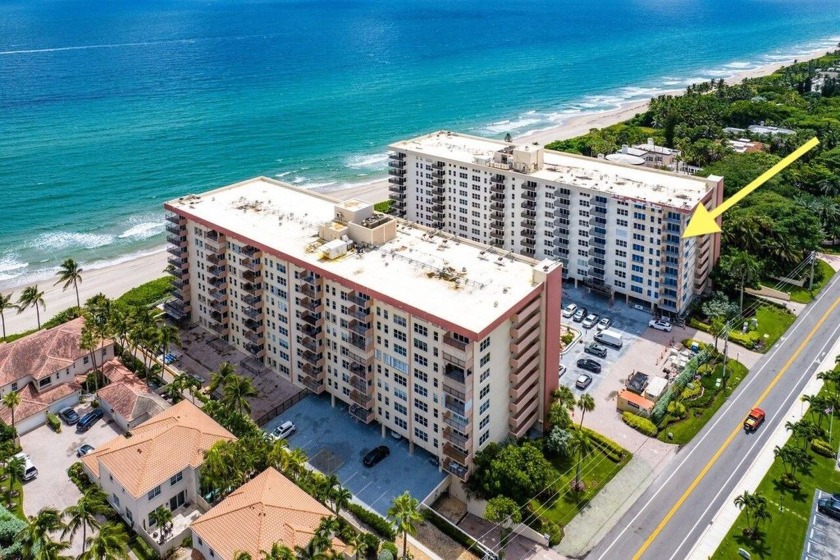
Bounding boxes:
[388,131,724,316]
[164,178,562,480]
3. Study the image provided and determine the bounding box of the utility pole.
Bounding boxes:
[721,326,730,390]
[809,251,816,291]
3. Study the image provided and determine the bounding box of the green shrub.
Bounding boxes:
[380,541,399,557]
[622,412,658,437]
[811,438,834,458]
[67,462,94,493]
[667,401,687,418]
[680,383,702,400]
[46,412,61,433]
[374,200,393,213]
[346,502,396,541]
[43,306,82,330]
[0,504,25,556]
[561,332,574,345]
[579,427,626,462]
[116,277,172,308]
[361,532,381,557]
[422,506,478,550]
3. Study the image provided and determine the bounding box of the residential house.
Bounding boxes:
[0,317,114,434]
[191,468,351,560]
[81,400,235,555]
[97,359,169,431]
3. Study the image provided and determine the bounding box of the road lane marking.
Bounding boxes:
[633,296,840,560]
[594,273,840,560]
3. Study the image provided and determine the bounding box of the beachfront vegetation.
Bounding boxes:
[16,285,46,330]
[114,276,171,308]
[55,258,84,309]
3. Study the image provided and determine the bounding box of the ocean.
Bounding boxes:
[1,0,839,288]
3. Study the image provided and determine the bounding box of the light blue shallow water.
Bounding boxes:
[1,0,839,287]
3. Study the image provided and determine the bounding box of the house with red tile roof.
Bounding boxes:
[96,359,169,431]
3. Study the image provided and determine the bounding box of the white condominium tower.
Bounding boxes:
[388,131,724,316]
[164,178,562,480]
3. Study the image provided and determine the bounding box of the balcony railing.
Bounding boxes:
[443,410,470,432]
[301,362,323,377]
[302,376,325,394]
[165,223,185,236]
[443,458,469,480]
[166,234,186,247]
[349,404,375,423]
[209,288,227,301]
[443,442,469,464]
[210,300,228,313]
[241,269,260,282]
[443,426,471,449]
[166,245,186,257]
[444,394,466,416]
[242,245,261,258]
[210,322,228,335]
[245,343,265,358]
[242,283,262,296]
[244,330,263,345]
[242,305,262,320]
[348,320,371,337]
[301,274,320,287]
[242,293,262,307]
[350,389,373,408]
[165,214,184,225]
[208,276,226,288]
[300,297,323,313]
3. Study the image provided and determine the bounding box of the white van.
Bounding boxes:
[594,328,624,349]
[13,452,38,481]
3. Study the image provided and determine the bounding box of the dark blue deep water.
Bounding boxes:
[1,0,839,285]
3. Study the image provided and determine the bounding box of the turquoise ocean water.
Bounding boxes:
[1,0,839,287]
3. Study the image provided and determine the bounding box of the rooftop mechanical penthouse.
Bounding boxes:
[164,177,562,480]
[388,131,724,316]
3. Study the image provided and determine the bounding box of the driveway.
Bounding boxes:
[20,405,123,555]
[803,489,840,560]
[264,395,446,516]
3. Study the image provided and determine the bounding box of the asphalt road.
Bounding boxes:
[587,272,840,560]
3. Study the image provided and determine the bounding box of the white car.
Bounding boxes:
[558,364,567,378]
[562,303,578,318]
[269,421,297,441]
[581,313,599,329]
[648,319,673,332]
[596,317,611,332]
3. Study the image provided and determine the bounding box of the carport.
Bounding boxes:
[264,395,446,516]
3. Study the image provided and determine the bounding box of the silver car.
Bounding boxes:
[581,313,599,329]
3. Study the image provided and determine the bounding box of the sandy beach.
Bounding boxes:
[1,47,833,338]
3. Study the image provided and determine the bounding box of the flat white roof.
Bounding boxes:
[167,178,555,335]
[391,131,717,210]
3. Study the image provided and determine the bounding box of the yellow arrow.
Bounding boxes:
[683,137,820,238]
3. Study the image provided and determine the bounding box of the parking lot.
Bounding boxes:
[20,404,122,555]
[803,489,840,560]
[264,395,446,516]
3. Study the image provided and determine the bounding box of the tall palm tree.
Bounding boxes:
[54,259,84,309]
[726,251,762,312]
[222,374,258,415]
[387,492,422,560]
[348,531,370,560]
[6,455,25,504]
[577,394,595,430]
[209,362,236,395]
[32,538,72,560]
[2,391,21,431]
[79,522,130,560]
[62,489,109,553]
[17,285,46,329]
[330,485,352,516]
[156,323,181,360]
[0,292,18,340]
[260,543,295,560]
[568,430,593,493]
[18,507,66,559]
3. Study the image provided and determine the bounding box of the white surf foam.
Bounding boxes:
[118,221,163,240]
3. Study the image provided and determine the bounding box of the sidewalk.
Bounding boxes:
[687,336,840,559]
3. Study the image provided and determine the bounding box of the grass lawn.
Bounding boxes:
[712,386,840,559]
[531,447,632,530]
[752,305,796,349]
[2,480,25,519]
[116,277,172,308]
[767,259,836,304]
[658,359,749,445]
[374,200,393,213]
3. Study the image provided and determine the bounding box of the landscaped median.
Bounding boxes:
[712,364,840,560]
[762,258,836,304]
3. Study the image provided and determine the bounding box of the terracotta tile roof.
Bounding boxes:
[618,389,655,409]
[97,362,168,424]
[191,468,348,560]
[0,317,106,385]
[0,381,81,424]
[81,400,234,498]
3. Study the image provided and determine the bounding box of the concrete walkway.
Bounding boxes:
[687,336,840,559]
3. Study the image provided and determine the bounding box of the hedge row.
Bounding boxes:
[622,412,658,437]
[812,439,834,458]
[421,507,478,552]
[579,427,626,463]
[346,502,396,541]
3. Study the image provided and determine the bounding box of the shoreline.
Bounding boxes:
[2,46,834,335]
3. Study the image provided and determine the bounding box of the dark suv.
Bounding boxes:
[363,445,390,467]
[577,358,602,374]
[76,409,104,433]
[58,407,80,425]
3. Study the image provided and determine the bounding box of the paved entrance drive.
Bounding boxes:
[264,395,445,516]
[803,489,840,560]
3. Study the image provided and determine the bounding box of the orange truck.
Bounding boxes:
[744,408,765,432]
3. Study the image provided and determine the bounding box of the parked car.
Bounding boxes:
[76,409,104,433]
[363,445,390,467]
[269,421,297,441]
[596,317,612,332]
[76,444,95,458]
[581,313,600,329]
[562,303,578,318]
[584,342,608,358]
[575,374,593,390]
[648,319,673,332]
[572,308,588,322]
[558,364,567,378]
[13,452,37,481]
[595,328,624,349]
[577,358,602,374]
[818,497,840,521]
[58,407,80,425]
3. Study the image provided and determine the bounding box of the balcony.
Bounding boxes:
[431,203,445,213]
[166,245,187,257]
[241,269,260,282]
[210,300,228,313]
[166,234,187,247]
[349,376,369,393]
[242,283,263,296]
[167,256,187,270]
[300,297,323,313]
[387,159,406,169]
[299,336,319,353]
[301,311,323,328]
[443,426,471,449]
[346,334,373,352]
[302,376,325,394]
[490,229,504,240]
[348,320,371,337]
[522,190,537,200]
[521,238,536,247]
[207,265,226,278]
[443,410,470,432]
[346,292,371,308]
[490,192,505,202]
[522,182,537,192]
[209,288,227,302]
[350,404,375,424]
[349,361,369,377]
[490,175,505,184]
[242,258,261,272]
[245,343,265,358]
[165,214,184,225]
[444,394,466,416]
[165,223,185,236]
[443,458,469,481]
[206,252,224,265]
[301,350,324,367]
[301,362,323,377]
[491,210,505,220]
[301,274,321,288]
[243,318,263,333]
[388,166,406,177]
[443,442,469,464]
[431,194,446,204]
[208,276,227,289]
[243,329,263,345]
[390,191,406,201]
[298,323,321,338]
[350,389,373,408]
[209,322,229,336]
[443,363,469,385]
[490,183,505,194]
[389,152,406,161]
[388,176,406,187]
[490,201,505,211]
[203,240,222,254]
[242,245,261,258]
[164,301,189,321]
[241,293,261,308]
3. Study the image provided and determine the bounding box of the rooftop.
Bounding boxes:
[0,317,99,385]
[390,131,718,210]
[190,468,348,560]
[81,400,235,498]
[626,371,650,394]
[0,381,81,425]
[166,177,558,336]
[96,360,168,424]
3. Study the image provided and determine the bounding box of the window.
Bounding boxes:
[479,385,490,399]
[479,338,490,351]
[413,324,428,337]
[124,508,132,523]
[394,315,406,327]
[112,494,121,509]
[170,472,183,486]
[147,486,161,500]
[480,354,490,367]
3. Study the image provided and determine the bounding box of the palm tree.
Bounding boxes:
[568,429,593,493]
[156,323,181,361]
[0,292,18,340]
[32,538,72,560]
[54,259,84,309]
[209,362,236,395]
[181,373,203,404]
[734,490,770,540]
[161,375,186,404]
[17,285,46,329]
[577,394,595,429]
[233,552,253,560]
[5,455,25,505]
[726,251,762,312]
[62,489,109,553]
[79,522,129,560]
[387,492,422,560]
[260,542,295,559]
[148,507,173,544]
[785,419,815,450]
[222,374,258,415]
[18,507,66,559]
[2,391,21,431]
[348,532,370,560]
[330,485,352,516]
